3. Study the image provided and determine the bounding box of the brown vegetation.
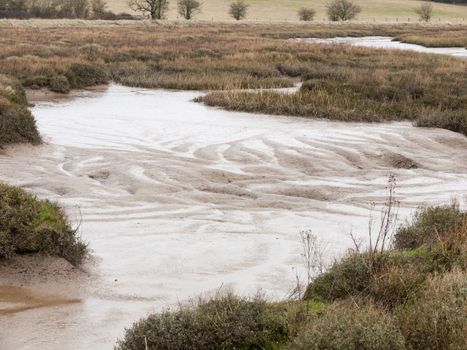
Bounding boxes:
[0,22,466,142]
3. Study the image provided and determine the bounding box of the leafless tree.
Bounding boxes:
[0,0,28,11]
[177,0,201,20]
[129,0,168,19]
[416,2,433,22]
[326,0,361,21]
[91,0,106,16]
[229,0,248,20]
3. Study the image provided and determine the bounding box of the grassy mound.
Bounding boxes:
[0,75,41,148]
[0,183,87,266]
[115,293,288,350]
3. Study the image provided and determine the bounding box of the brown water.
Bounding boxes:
[1,82,467,348]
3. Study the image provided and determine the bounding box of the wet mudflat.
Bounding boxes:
[0,84,466,349]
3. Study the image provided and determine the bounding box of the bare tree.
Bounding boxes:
[326,0,361,21]
[0,0,28,11]
[177,0,201,20]
[298,7,315,21]
[416,2,433,22]
[229,0,248,20]
[72,0,90,18]
[129,0,168,19]
[91,0,107,17]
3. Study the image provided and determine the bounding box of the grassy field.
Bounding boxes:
[106,0,467,21]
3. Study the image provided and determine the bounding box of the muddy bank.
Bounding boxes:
[0,255,91,315]
[1,85,467,349]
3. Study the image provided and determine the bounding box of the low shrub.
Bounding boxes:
[396,270,467,350]
[290,301,407,350]
[416,110,467,137]
[0,75,41,147]
[0,183,88,266]
[115,293,288,350]
[78,44,103,61]
[49,75,71,93]
[429,222,467,271]
[0,99,40,147]
[304,248,438,307]
[23,75,50,90]
[304,253,371,303]
[368,249,433,307]
[394,204,466,250]
[0,74,27,105]
[65,62,109,89]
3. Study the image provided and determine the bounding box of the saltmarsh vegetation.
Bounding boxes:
[116,194,467,349]
[115,293,288,350]
[197,44,467,135]
[0,74,40,147]
[0,183,88,265]
[1,23,467,136]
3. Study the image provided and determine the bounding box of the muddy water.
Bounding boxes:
[297,36,467,58]
[1,81,467,348]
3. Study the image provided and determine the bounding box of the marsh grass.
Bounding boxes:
[1,22,467,143]
[198,44,467,132]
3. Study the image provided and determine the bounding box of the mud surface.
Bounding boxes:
[1,83,467,349]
